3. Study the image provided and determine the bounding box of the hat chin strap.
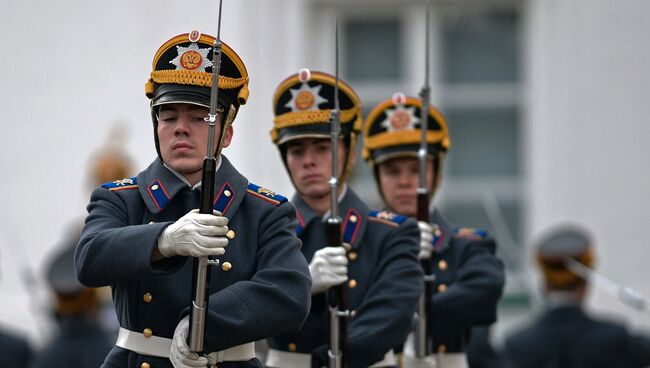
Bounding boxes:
[214,104,236,158]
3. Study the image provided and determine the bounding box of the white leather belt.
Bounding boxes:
[116,327,255,361]
[266,348,395,367]
[435,353,468,368]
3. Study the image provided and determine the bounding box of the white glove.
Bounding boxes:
[309,246,348,295]
[418,221,434,260]
[158,209,229,258]
[170,316,211,368]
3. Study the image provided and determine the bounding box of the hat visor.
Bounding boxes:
[151,84,212,109]
[372,144,441,165]
[276,123,349,146]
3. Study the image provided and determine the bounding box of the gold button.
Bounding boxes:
[151,184,159,190]
[143,328,153,338]
[141,363,150,368]
[438,260,448,270]
[224,190,232,197]
[349,215,358,223]
[438,284,447,293]
[348,251,358,261]
[437,344,447,353]
[348,279,357,289]
[143,293,152,303]
[288,343,297,352]
[222,262,232,272]
[226,230,236,239]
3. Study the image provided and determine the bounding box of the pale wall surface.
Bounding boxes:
[523,0,650,335]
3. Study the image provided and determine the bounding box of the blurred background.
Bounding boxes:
[2,0,650,353]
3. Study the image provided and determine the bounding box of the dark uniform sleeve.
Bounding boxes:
[429,239,505,337]
[202,200,312,352]
[620,331,650,367]
[312,218,422,367]
[75,187,182,287]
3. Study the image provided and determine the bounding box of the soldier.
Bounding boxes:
[0,327,31,368]
[362,94,505,368]
[266,70,422,367]
[0,254,33,368]
[503,224,650,367]
[74,31,311,368]
[32,236,113,368]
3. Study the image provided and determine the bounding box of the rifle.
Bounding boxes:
[188,0,225,354]
[415,0,433,358]
[327,19,350,368]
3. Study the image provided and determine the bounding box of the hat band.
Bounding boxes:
[145,70,248,98]
[273,107,358,129]
[364,130,448,151]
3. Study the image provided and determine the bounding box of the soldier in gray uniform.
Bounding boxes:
[33,235,113,368]
[0,254,32,368]
[266,70,422,368]
[503,224,650,368]
[362,94,505,368]
[75,31,311,368]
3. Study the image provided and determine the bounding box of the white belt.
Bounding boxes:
[266,348,395,367]
[116,327,255,361]
[435,353,468,368]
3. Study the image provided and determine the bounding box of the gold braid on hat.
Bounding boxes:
[537,248,596,289]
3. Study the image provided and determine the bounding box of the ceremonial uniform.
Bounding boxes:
[268,70,422,367]
[33,230,112,368]
[425,210,504,357]
[267,188,422,367]
[76,31,311,368]
[0,328,32,368]
[362,94,505,368]
[504,304,650,368]
[76,156,311,368]
[503,224,650,368]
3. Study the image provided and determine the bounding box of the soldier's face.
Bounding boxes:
[377,157,434,217]
[157,103,232,184]
[285,138,347,200]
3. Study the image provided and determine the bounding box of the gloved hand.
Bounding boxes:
[418,221,434,260]
[170,316,210,368]
[309,246,348,295]
[158,209,229,258]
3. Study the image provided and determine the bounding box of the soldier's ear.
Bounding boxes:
[222,126,234,148]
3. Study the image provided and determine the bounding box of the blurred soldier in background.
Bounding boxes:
[503,224,650,368]
[32,238,113,368]
[267,69,422,367]
[0,252,33,368]
[362,94,505,368]
[75,31,311,368]
[32,124,133,367]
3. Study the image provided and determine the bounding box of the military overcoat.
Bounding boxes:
[424,210,505,353]
[75,156,311,368]
[267,188,422,368]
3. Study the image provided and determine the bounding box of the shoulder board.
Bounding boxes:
[101,177,138,191]
[453,227,488,240]
[246,183,288,206]
[368,210,408,227]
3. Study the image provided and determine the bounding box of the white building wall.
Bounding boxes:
[527,0,650,330]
